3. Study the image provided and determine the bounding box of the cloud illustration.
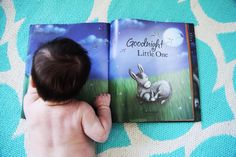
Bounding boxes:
[80,35,108,45]
[178,51,188,59]
[34,24,67,34]
[118,19,145,29]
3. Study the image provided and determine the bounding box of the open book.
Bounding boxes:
[22,19,201,122]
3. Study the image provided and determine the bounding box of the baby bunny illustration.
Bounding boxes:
[129,64,172,104]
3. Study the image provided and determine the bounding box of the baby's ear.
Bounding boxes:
[30,77,36,88]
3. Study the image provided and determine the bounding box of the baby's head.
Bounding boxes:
[31,38,91,102]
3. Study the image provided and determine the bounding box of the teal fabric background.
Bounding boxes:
[0,0,236,156]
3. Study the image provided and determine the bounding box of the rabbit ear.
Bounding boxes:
[137,64,144,72]
[129,69,137,80]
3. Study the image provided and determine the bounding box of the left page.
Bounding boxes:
[22,23,110,118]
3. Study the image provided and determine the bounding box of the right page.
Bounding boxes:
[109,19,200,122]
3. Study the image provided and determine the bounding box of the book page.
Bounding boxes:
[23,23,109,115]
[109,19,196,122]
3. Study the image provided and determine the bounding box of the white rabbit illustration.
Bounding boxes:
[129,64,172,104]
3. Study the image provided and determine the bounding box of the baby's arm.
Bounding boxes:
[23,77,40,113]
[81,94,111,143]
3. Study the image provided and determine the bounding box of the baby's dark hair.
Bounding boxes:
[31,37,91,102]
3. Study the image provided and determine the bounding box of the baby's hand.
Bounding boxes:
[95,93,111,108]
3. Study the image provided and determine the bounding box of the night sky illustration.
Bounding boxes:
[26,23,109,80]
[26,19,191,80]
[109,19,190,79]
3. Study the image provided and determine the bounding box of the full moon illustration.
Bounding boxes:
[163,28,184,47]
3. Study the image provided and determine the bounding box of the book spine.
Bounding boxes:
[188,24,201,121]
